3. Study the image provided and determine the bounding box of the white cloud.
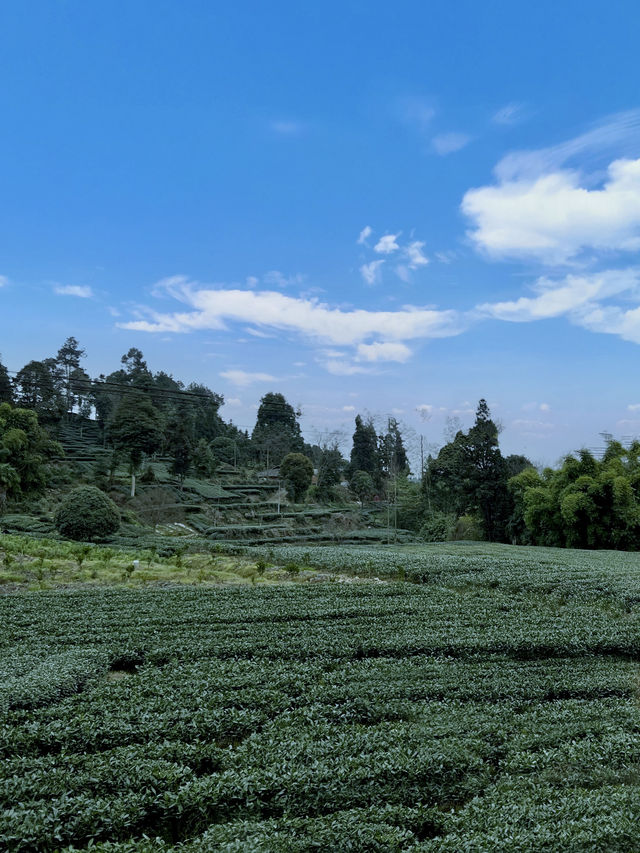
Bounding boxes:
[374,234,400,254]
[220,370,276,387]
[264,270,305,288]
[360,260,385,285]
[246,276,259,288]
[575,302,640,344]
[0,275,8,288]
[342,405,356,412]
[244,327,275,338]
[356,341,411,362]
[357,225,373,245]
[628,404,640,412]
[323,360,372,376]
[432,132,471,155]
[405,240,428,268]
[523,401,551,413]
[54,285,93,298]
[478,269,640,322]
[435,251,456,264]
[464,158,640,263]
[270,119,304,135]
[493,102,525,125]
[119,277,465,347]
[224,397,243,407]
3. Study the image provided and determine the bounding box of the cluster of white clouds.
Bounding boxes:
[357,227,429,285]
[113,110,640,381]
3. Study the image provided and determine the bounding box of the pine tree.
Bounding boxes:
[349,415,380,485]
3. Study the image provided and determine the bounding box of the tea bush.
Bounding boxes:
[54,486,121,541]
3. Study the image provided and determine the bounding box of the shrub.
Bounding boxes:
[419,511,456,542]
[54,486,121,542]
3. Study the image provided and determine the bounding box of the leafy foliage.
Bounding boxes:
[513,441,640,549]
[280,452,314,501]
[54,486,121,541]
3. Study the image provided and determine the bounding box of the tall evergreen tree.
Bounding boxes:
[0,357,13,404]
[56,337,86,418]
[252,392,304,467]
[349,415,381,486]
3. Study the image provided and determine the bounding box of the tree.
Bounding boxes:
[463,399,510,541]
[280,452,314,502]
[56,337,86,418]
[166,407,194,488]
[378,418,410,479]
[350,470,375,503]
[0,403,62,512]
[315,440,345,501]
[425,400,526,542]
[252,393,304,467]
[192,438,217,478]
[349,415,380,486]
[186,383,225,442]
[109,392,162,496]
[0,357,13,404]
[13,359,65,424]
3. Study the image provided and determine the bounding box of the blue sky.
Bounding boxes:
[2,0,640,464]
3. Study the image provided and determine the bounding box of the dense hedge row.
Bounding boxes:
[1,546,640,850]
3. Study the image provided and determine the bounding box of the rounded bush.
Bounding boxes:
[55,486,121,541]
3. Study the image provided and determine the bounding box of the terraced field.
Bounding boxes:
[1,543,640,850]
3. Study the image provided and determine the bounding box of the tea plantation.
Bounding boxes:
[1,543,640,851]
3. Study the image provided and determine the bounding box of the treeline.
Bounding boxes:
[2,340,640,549]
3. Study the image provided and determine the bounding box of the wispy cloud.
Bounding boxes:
[494,108,640,182]
[360,260,384,285]
[322,359,372,376]
[263,270,305,288]
[119,276,465,349]
[0,275,8,288]
[357,225,373,245]
[432,132,471,155]
[405,240,428,269]
[270,119,305,135]
[356,341,411,362]
[492,102,525,125]
[54,284,93,298]
[397,95,436,131]
[478,269,640,323]
[220,369,277,387]
[374,233,400,254]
